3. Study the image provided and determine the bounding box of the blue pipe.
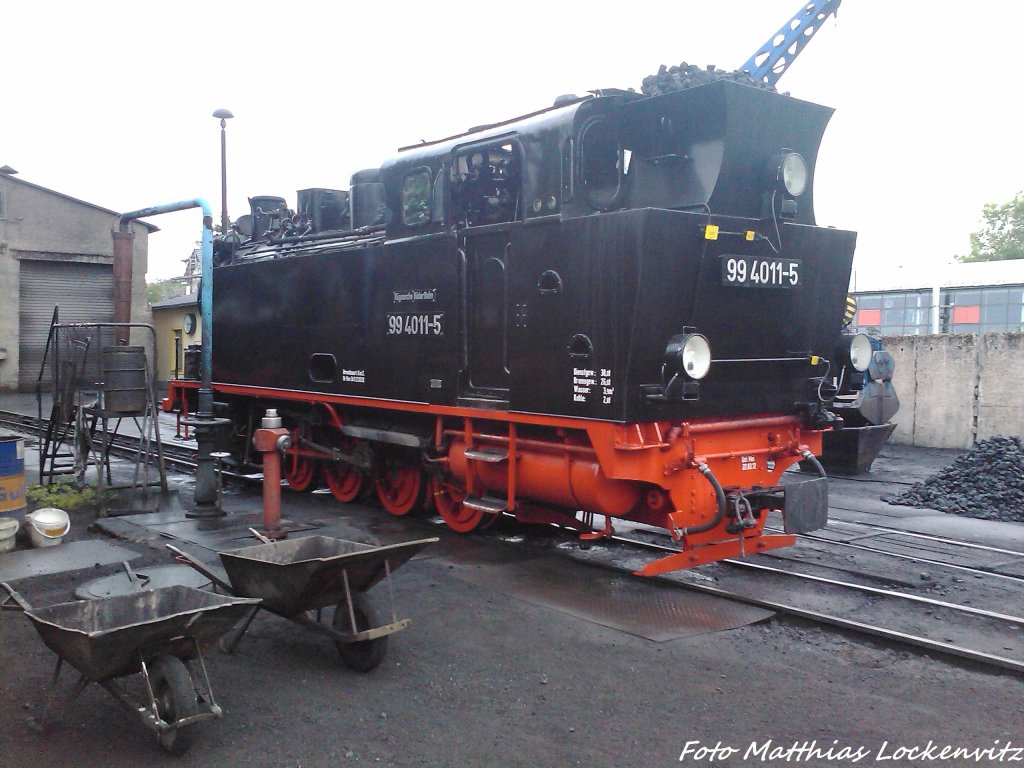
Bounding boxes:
[118,198,214,414]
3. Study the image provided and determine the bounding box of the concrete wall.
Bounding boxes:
[883,332,1024,449]
[977,333,1024,440]
[0,176,152,390]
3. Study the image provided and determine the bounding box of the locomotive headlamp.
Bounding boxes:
[849,333,873,372]
[682,334,712,379]
[665,332,712,380]
[776,151,807,197]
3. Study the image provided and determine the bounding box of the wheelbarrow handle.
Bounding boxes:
[164,544,235,594]
[248,527,274,545]
[0,581,31,612]
[122,561,150,592]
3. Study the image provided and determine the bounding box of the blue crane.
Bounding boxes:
[740,0,843,87]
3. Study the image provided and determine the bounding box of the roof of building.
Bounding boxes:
[151,294,199,309]
[0,173,160,232]
[850,259,1024,293]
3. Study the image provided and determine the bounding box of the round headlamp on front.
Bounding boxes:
[664,332,712,381]
[849,333,873,372]
[681,333,712,380]
[778,151,808,197]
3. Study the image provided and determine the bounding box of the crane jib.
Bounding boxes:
[739,0,843,87]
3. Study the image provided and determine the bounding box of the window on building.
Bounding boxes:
[943,286,1024,332]
[1010,289,1024,331]
[851,290,933,335]
[857,308,881,326]
[954,290,981,306]
[982,304,1008,325]
[952,305,980,324]
[854,286,1024,335]
[977,286,1024,331]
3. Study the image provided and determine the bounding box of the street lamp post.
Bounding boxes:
[212,108,234,234]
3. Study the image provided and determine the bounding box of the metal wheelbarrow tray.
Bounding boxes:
[171,534,437,672]
[2,581,259,755]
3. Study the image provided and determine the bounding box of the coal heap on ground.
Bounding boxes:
[891,437,1024,523]
[641,63,778,97]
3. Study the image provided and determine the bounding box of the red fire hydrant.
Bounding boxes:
[252,409,291,539]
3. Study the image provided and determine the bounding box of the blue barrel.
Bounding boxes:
[0,435,26,515]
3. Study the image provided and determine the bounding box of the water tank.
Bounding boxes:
[101,346,148,414]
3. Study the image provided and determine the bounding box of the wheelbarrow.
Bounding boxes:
[168,533,437,672]
[0,580,259,755]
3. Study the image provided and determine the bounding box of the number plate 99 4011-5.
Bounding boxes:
[721,255,801,288]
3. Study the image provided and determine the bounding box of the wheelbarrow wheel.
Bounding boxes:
[333,594,388,672]
[150,655,198,756]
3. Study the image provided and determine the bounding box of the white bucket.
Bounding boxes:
[0,517,18,553]
[25,507,70,548]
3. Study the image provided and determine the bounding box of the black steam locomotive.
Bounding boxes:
[168,77,862,575]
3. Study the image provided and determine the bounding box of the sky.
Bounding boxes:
[4,1,1023,283]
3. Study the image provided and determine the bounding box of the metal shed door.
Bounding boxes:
[18,260,114,390]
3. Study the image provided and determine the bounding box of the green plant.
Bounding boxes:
[26,482,101,511]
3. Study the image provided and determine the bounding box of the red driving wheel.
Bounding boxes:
[374,455,424,516]
[430,475,484,533]
[324,461,365,503]
[283,451,316,492]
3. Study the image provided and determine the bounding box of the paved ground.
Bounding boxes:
[1,409,1022,767]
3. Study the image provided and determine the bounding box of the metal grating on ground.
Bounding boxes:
[0,540,142,582]
[448,554,772,642]
[73,564,212,599]
[113,511,320,549]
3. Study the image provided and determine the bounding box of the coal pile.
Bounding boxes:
[892,437,1024,523]
[641,63,778,97]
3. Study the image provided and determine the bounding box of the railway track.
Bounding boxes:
[585,529,1024,676]
[438,494,1024,676]
[764,518,1024,584]
[0,408,254,482]
[4,408,1022,675]
[463,499,1024,675]
[814,472,916,487]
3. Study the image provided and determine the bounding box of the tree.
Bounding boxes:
[147,278,183,304]
[959,192,1024,262]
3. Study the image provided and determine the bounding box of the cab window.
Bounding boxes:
[579,119,624,210]
[401,168,432,226]
[450,142,520,227]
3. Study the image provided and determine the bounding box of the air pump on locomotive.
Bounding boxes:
[165,1,892,576]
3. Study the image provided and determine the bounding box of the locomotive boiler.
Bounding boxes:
[167,76,859,576]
